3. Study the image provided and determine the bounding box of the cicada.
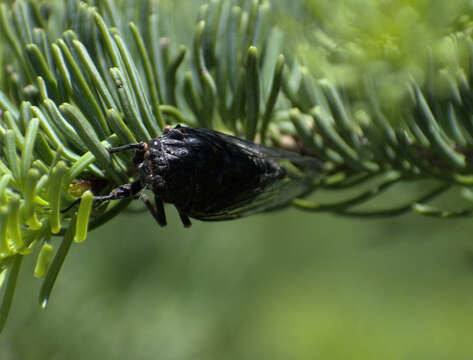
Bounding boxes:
[65,125,322,227]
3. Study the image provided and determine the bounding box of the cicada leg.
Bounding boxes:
[177,209,192,228]
[140,193,167,227]
[62,180,143,213]
[108,142,146,153]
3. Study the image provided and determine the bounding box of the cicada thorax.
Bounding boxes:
[138,125,287,218]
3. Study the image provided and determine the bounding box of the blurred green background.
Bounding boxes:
[2,207,473,359]
[3,0,473,358]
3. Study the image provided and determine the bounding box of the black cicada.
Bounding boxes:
[66,125,322,227]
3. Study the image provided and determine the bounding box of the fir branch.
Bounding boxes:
[0,0,473,333]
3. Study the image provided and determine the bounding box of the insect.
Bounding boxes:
[64,125,322,227]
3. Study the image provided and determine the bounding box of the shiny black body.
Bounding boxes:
[142,125,289,218]
[68,125,321,227]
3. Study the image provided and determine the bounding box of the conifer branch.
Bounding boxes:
[0,0,472,332]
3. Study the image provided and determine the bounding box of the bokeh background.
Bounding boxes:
[2,0,473,358]
[3,203,473,359]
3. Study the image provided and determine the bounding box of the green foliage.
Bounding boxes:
[284,0,473,98]
[1,0,473,333]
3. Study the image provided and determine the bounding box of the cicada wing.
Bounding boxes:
[191,173,314,221]
[189,127,323,175]
[220,133,323,201]
[191,153,321,221]
[177,127,323,221]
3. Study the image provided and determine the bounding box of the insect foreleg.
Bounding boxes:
[62,180,143,213]
[108,142,146,153]
[177,209,192,228]
[140,193,167,227]
[92,180,143,202]
[154,195,168,227]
